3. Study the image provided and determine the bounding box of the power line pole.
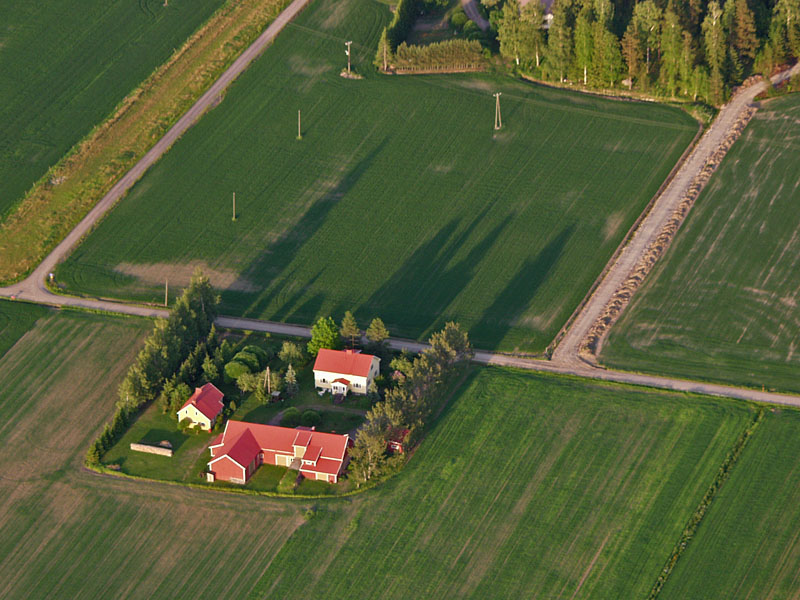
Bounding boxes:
[232,192,236,222]
[345,41,352,75]
[297,109,302,140]
[164,278,168,307]
[493,92,502,130]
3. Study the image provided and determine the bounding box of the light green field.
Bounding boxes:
[0,0,225,219]
[55,0,697,353]
[662,408,800,599]
[0,310,303,599]
[250,367,754,598]
[602,94,800,393]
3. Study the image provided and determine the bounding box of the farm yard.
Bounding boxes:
[0,0,225,220]
[660,408,800,599]
[601,94,800,394]
[54,0,698,354]
[0,307,304,599]
[250,367,756,598]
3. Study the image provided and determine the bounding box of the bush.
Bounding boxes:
[281,406,302,428]
[232,350,260,372]
[450,8,468,30]
[224,360,251,384]
[301,410,322,428]
[242,344,271,367]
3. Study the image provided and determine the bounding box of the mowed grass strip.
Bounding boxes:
[0,310,304,599]
[0,0,224,219]
[602,94,800,393]
[250,367,753,599]
[55,0,697,353]
[660,408,800,599]
[0,300,50,360]
[0,0,290,283]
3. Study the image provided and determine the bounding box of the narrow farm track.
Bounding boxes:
[0,0,798,411]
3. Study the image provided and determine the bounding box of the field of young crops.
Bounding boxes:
[601,94,800,393]
[55,0,697,353]
[250,367,754,598]
[0,0,224,219]
[0,300,50,359]
[0,308,304,599]
[661,408,800,599]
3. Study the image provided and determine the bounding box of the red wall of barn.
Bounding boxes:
[211,456,245,482]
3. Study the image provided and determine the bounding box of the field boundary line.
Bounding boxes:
[647,408,765,598]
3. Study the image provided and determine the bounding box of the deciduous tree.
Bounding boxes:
[307,316,342,357]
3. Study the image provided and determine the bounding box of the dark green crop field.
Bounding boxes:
[601,94,800,393]
[55,0,697,353]
[250,367,753,599]
[0,299,50,360]
[662,408,800,599]
[0,0,224,219]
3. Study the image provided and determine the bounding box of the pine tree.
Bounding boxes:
[365,317,390,344]
[703,1,727,104]
[284,364,299,398]
[621,25,642,87]
[340,311,360,348]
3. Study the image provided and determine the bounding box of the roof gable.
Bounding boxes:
[313,349,378,378]
[179,383,224,421]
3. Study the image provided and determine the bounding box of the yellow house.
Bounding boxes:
[176,383,224,430]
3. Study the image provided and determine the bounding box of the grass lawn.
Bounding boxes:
[250,366,755,599]
[0,0,225,219]
[0,300,50,360]
[661,408,800,599]
[601,94,800,393]
[55,0,697,354]
[0,308,305,599]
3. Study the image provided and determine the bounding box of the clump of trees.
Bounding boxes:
[490,0,800,105]
[379,39,486,72]
[348,322,473,485]
[87,271,220,465]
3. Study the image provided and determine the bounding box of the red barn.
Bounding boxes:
[206,420,350,484]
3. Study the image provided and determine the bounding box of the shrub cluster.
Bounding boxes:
[86,271,220,465]
[348,322,473,485]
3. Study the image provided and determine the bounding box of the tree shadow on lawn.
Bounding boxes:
[469,223,575,352]
[359,205,513,343]
[139,428,190,452]
[222,139,388,321]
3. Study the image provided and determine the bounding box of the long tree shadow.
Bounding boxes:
[222,139,388,319]
[360,205,514,339]
[471,224,575,351]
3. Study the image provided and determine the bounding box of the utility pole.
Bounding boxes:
[164,278,168,307]
[263,367,269,392]
[232,192,236,221]
[266,366,271,395]
[297,109,302,140]
[493,92,502,130]
[345,41,352,75]
[383,39,387,71]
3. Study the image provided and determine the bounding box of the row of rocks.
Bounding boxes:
[578,103,759,359]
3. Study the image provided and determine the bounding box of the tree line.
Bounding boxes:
[349,322,473,485]
[86,271,219,465]
[494,0,800,104]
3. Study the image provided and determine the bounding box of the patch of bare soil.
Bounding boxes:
[115,261,258,292]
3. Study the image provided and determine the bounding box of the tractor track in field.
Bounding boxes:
[0,0,798,411]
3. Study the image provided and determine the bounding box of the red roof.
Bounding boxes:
[210,421,349,477]
[333,378,350,385]
[179,383,224,421]
[313,349,377,378]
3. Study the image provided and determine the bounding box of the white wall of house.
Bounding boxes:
[313,357,379,395]
[177,405,212,430]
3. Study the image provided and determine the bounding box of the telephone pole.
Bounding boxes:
[345,41,352,75]
[232,192,236,221]
[164,278,168,307]
[493,92,502,130]
[297,109,302,140]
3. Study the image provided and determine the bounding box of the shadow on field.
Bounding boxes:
[471,224,574,351]
[361,206,512,339]
[225,140,387,319]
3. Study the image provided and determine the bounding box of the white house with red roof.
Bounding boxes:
[206,420,350,484]
[176,383,224,431]
[313,348,380,396]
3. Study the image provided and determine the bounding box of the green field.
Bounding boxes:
[250,367,754,598]
[55,0,697,353]
[0,309,307,599]
[0,0,224,218]
[601,94,800,393]
[0,300,50,359]
[662,408,800,599]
